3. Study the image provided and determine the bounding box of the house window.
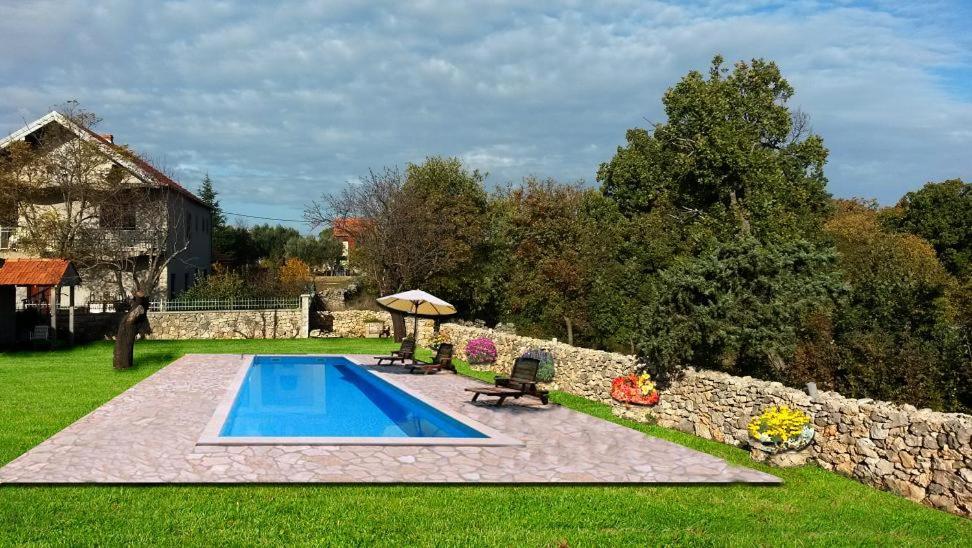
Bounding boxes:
[186,213,192,238]
[184,272,190,291]
[100,204,136,229]
[169,273,176,298]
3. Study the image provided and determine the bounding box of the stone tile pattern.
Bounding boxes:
[0,354,776,485]
[441,324,972,517]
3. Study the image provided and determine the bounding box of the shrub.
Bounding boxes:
[465,337,497,364]
[637,237,843,383]
[522,348,555,382]
[278,257,311,294]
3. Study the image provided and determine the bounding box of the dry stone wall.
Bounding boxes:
[147,309,305,340]
[440,323,972,517]
[320,310,435,343]
[441,323,635,400]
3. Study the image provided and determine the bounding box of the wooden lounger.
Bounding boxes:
[464,386,526,406]
[409,343,455,374]
[375,338,416,365]
[464,356,551,406]
[494,357,549,404]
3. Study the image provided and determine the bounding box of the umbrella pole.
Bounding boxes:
[412,303,420,364]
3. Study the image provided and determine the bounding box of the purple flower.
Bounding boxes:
[465,337,497,364]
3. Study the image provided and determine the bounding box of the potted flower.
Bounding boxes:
[464,337,497,370]
[747,405,815,467]
[523,348,555,383]
[610,373,660,406]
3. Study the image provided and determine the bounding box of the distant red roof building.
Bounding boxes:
[332,218,369,252]
[0,259,81,286]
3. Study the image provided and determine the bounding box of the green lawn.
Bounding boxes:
[0,340,969,546]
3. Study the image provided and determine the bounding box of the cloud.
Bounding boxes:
[0,0,969,227]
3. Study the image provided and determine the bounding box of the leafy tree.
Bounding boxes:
[283,230,343,271]
[881,179,971,278]
[495,178,607,345]
[249,224,301,264]
[638,237,843,384]
[586,197,702,352]
[308,157,489,312]
[820,201,968,411]
[213,224,260,267]
[597,55,831,240]
[197,173,226,228]
[398,157,489,309]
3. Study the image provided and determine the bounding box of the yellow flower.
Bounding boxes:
[637,373,655,395]
[747,405,810,443]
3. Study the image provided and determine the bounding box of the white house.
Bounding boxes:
[0,111,213,303]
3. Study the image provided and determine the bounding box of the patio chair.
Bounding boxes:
[29,325,53,348]
[375,337,416,365]
[409,343,455,374]
[465,356,549,405]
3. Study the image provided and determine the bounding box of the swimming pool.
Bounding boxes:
[198,356,520,446]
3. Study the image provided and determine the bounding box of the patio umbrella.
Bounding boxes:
[376,289,456,341]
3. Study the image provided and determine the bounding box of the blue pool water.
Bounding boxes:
[219,356,487,438]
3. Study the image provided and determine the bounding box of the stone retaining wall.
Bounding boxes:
[440,323,972,517]
[321,310,435,343]
[147,308,305,339]
[441,323,635,401]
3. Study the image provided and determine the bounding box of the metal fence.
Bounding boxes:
[148,297,301,312]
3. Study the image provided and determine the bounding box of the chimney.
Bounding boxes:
[101,133,114,144]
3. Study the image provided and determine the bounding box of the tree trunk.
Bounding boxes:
[391,311,407,342]
[113,292,150,370]
[563,316,574,346]
[729,189,751,236]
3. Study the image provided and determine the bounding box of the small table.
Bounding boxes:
[465,386,523,406]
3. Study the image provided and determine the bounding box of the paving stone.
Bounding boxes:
[0,353,778,485]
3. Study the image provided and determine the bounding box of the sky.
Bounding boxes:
[1,0,970,230]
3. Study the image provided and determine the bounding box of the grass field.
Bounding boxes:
[1,339,969,546]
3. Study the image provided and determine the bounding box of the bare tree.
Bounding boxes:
[305,162,486,295]
[0,103,192,368]
[305,167,406,294]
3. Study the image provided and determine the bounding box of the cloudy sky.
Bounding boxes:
[1,1,970,229]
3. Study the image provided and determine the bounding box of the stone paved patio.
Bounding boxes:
[0,354,779,484]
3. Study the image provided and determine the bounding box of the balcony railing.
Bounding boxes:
[0,226,166,253]
[82,228,165,250]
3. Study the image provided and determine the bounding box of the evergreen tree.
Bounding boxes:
[198,173,226,228]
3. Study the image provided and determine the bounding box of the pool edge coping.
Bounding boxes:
[196,354,525,447]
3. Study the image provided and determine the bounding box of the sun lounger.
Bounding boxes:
[375,338,416,365]
[465,356,549,405]
[409,343,455,374]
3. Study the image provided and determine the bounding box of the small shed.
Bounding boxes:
[0,258,82,346]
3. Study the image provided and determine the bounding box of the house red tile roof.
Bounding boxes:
[0,259,81,286]
[332,218,370,239]
[76,124,210,208]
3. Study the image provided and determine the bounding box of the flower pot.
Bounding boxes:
[748,425,815,468]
